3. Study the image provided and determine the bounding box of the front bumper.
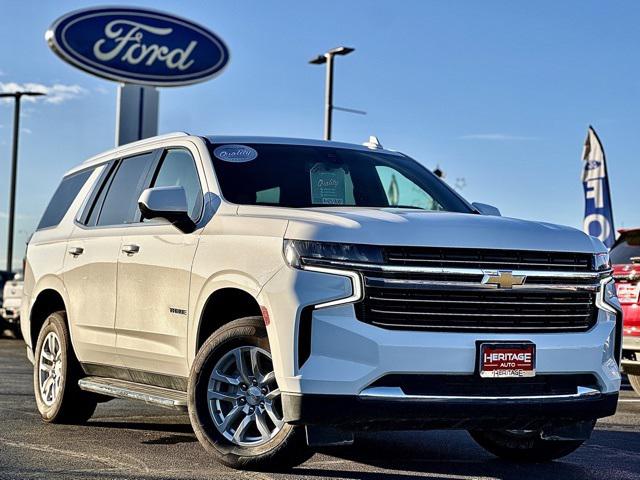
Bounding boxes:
[261,267,622,401]
[282,390,619,430]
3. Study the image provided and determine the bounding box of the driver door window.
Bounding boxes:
[150,149,203,221]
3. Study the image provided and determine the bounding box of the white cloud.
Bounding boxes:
[0,70,4,76]
[94,85,109,95]
[21,127,32,135]
[458,133,539,141]
[0,82,88,105]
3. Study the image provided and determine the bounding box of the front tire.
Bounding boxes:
[188,316,311,471]
[469,429,587,462]
[33,311,97,424]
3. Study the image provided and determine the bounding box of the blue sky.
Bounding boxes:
[0,1,639,268]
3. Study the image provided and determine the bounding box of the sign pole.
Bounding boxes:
[115,84,159,146]
[6,94,21,272]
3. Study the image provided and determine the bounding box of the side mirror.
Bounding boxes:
[472,202,501,216]
[138,186,196,233]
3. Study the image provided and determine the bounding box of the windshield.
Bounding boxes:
[208,143,472,212]
[611,231,640,265]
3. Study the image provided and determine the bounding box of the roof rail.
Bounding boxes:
[82,131,190,164]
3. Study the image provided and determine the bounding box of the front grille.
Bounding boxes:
[385,246,592,272]
[312,246,604,333]
[369,374,599,397]
[356,286,598,331]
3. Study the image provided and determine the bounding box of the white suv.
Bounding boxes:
[22,132,622,470]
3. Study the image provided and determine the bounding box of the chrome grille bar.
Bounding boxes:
[302,258,609,282]
[370,309,590,318]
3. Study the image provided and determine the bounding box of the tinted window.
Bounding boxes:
[611,231,640,265]
[151,149,203,221]
[84,163,116,227]
[97,152,155,226]
[376,166,443,210]
[209,143,471,212]
[37,169,93,230]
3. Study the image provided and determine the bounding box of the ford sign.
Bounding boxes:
[46,7,230,87]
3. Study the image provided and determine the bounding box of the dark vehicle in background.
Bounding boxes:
[612,228,640,394]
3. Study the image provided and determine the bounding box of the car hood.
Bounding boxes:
[236,206,603,253]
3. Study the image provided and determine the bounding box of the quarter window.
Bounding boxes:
[37,169,93,230]
[151,149,203,221]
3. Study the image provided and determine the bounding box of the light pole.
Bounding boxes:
[0,91,45,272]
[309,46,355,141]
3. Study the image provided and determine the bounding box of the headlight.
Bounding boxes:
[283,240,383,269]
[593,252,611,271]
[283,240,369,308]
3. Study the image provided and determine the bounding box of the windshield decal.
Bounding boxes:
[213,145,258,162]
[310,163,347,205]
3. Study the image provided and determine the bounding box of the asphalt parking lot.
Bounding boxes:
[1,337,640,480]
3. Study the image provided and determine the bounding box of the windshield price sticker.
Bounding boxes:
[310,163,347,205]
[479,343,536,378]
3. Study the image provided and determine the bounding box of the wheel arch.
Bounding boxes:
[29,285,69,353]
[192,283,264,361]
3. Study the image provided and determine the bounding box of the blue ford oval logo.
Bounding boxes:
[46,7,230,87]
[213,145,258,163]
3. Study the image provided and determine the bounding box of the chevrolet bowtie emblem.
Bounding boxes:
[481,270,526,289]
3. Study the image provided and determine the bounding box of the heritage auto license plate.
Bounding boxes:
[479,343,536,378]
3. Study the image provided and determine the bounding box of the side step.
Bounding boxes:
[78,376,188,411]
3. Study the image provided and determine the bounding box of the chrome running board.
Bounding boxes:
[359,385,601,401]
[78,376,187,411]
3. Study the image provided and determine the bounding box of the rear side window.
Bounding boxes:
[97,152,156,226]
[37,169,93,230]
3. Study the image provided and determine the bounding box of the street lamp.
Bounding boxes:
[0,91,45,272]
[309,46,355,141]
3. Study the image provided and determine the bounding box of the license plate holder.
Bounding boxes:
[479,342,536,378]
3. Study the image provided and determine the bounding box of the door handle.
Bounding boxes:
[121,244,140,255]
[68,247,84,257]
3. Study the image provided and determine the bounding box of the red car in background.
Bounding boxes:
[612,228,640,394]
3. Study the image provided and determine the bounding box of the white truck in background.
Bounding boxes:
[1,272,23,338]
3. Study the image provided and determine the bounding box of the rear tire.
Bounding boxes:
[188,316,312,471]
[628,374,640,396]
[469,429,586,462]
[33,311,97,424]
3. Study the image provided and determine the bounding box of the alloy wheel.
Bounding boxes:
[38,332,63,406]
[207,346,284,447]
